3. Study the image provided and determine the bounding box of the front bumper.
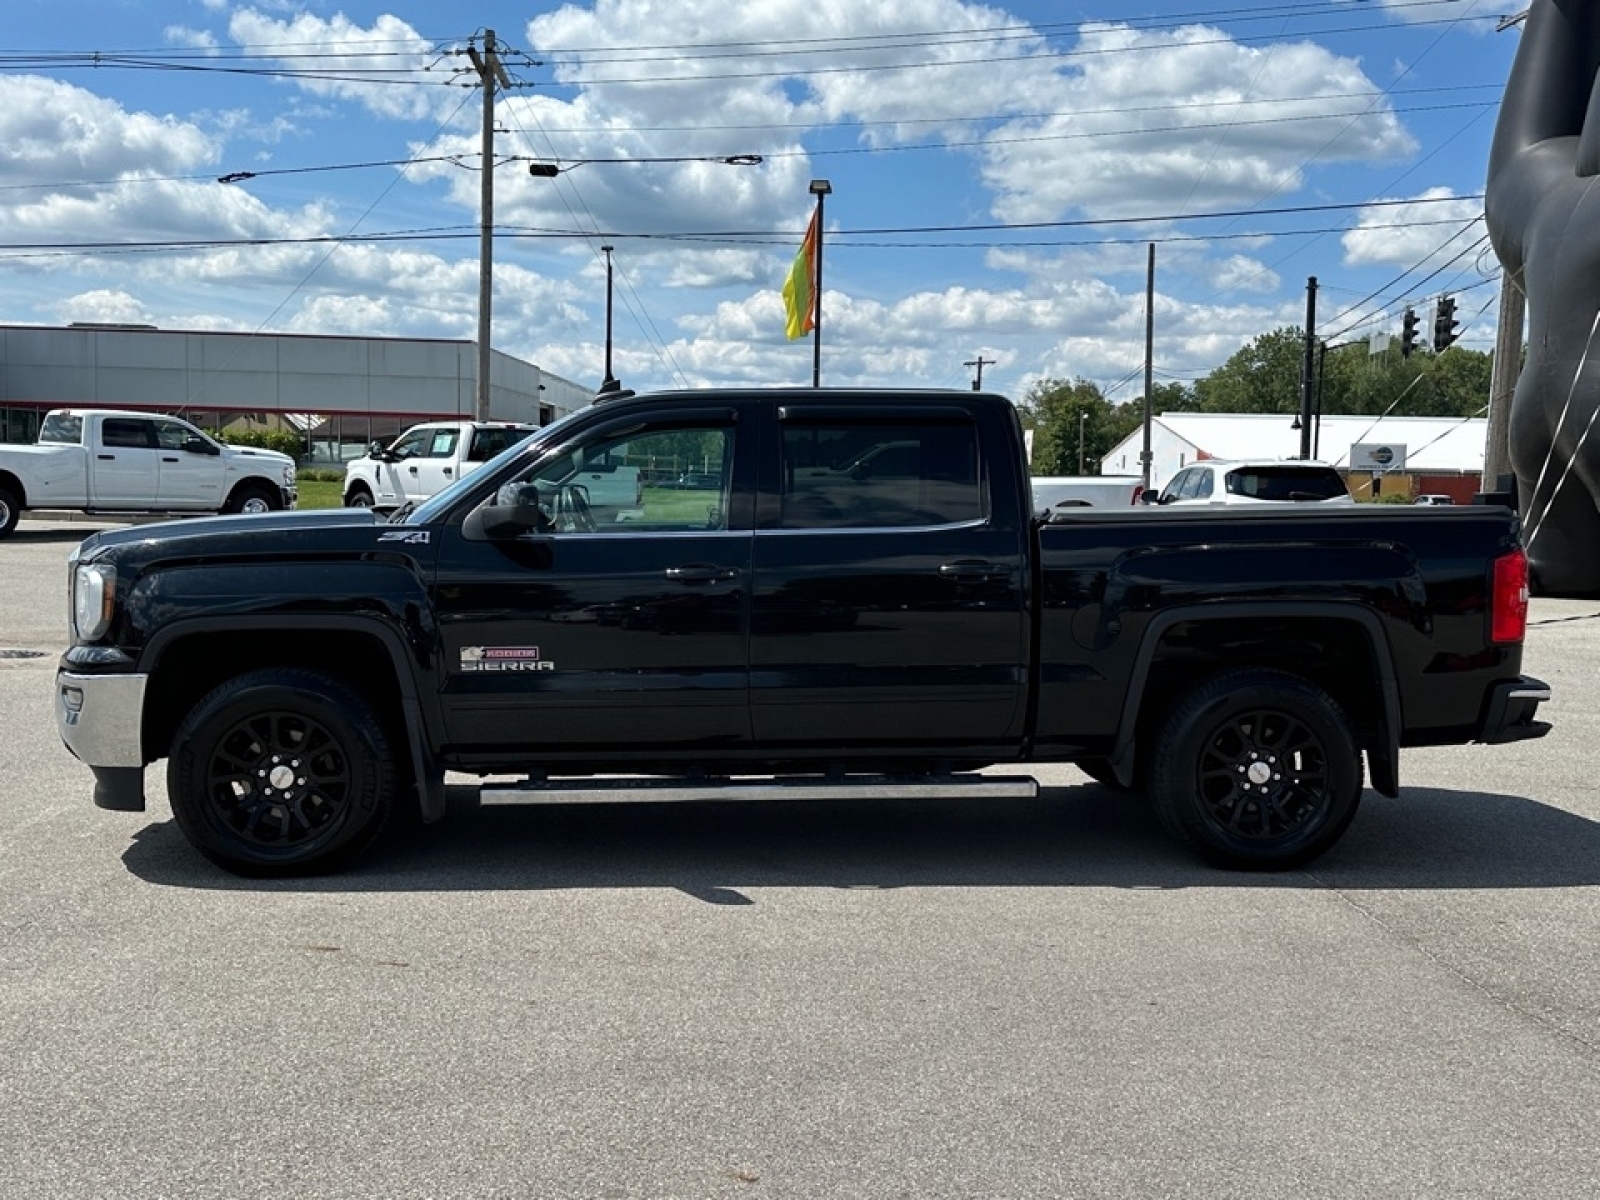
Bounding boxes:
[1476,675,1552,744]
[57,670,149,811]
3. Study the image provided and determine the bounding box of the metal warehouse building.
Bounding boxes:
[0,323,594,460]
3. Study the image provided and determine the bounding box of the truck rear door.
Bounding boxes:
[748,401,1029,755]
[88,416,163,508]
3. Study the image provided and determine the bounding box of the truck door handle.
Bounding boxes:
[98,454,115,461]
[162,456,179,463]
[408,466,419,474]
[939,560,1009,581]
[665,565,739,583]
[443,467,453,476]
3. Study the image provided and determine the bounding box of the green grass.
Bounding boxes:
[296,478,344,510]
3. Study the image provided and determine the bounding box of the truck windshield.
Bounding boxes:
[39,412,84,445]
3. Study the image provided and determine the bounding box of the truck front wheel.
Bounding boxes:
[167,669,395,876]
[344,484,374,508]
[1148,669,1362,871]
[224,483,278,515]
[0,483,19,539]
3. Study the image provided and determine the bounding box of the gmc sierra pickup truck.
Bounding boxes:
[56,388,1550,877]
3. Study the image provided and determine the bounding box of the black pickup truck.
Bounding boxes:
[56,388,1550,876]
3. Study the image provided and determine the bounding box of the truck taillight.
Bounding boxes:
[1130,485,1144,505]
[1491,548,1530,645]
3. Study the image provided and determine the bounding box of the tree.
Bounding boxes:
[1193,328,1305,414]
[1016,378,1113,475]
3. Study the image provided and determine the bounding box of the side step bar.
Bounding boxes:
[480,773,1039,806]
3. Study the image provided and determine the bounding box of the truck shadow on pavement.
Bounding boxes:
[120,782,1600,896]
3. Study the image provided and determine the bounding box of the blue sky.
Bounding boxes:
[0,0,1519,404]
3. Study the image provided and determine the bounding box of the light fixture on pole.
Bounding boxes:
[808,179,831,388]
[597,244,622,398]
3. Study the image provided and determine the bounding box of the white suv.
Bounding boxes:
[1154,460,1353,506]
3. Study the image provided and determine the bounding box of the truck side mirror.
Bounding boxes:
[182,436,220,456]
[462,482,553,540]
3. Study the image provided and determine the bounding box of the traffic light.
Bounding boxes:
[1400,307,1419,357]
[1432,294,1460,353]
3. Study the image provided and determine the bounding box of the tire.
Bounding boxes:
[344,485,374,508]
[0,483,19,539]
[1148,669,1362,871]
[224,483,279,515]
[167,669,395,877]
[1076,756,1139,793]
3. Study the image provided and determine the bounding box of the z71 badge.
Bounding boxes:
[378,530,431,544]
[460,645,556,672]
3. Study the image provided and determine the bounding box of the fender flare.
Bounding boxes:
[1107,601,1401,797]
[141,613,446,821]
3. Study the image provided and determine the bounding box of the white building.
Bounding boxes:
[0,323,594,458]
[1104,412,1488,501]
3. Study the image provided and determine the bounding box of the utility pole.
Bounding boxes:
[1078,410,1088,475]
[467,30,512,421]
[1299,276,1318,460]
[1141,243,1155,492]
[964,355,995,391]
[1485,270,1523,496]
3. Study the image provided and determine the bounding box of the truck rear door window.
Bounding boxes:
[101,418,154,449]
[778,422,981,529]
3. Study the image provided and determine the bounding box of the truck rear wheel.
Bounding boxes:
[167,669,395,876]
[1148,669,1362,871]
[0,483,19,539]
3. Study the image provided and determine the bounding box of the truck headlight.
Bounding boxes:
[282,463,296,486]
[72,563,117,642]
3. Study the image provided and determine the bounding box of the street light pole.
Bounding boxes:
[1078,411,1087,475]
[598,244,621,396]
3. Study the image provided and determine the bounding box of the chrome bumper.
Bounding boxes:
[57,670,148,768]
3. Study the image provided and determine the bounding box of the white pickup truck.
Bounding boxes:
[342,421,541,513]
[1030,474,1146,511]
[0,408,297,539]
[343,419,643,515]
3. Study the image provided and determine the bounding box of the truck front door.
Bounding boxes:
[430,408,752,760]
[153,417,226,508]
[749,403,1029,757]
[405,426,462,501]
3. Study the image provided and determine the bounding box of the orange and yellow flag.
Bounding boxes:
[782,209,819,340]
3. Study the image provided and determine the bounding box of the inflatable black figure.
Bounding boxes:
[1487,0,1600,595]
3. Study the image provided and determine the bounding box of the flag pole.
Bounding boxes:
[808,179,831,387]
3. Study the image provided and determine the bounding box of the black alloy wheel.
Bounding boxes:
[168,669,394,876]
[1149,669,1362,870]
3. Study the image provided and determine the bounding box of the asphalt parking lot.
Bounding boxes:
[3,517,1598,1199]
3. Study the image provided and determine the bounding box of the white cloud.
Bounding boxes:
[225,9,450,122]
[50,289,152,325]
[978,23,1416,223]
[1340,187,1485,268]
